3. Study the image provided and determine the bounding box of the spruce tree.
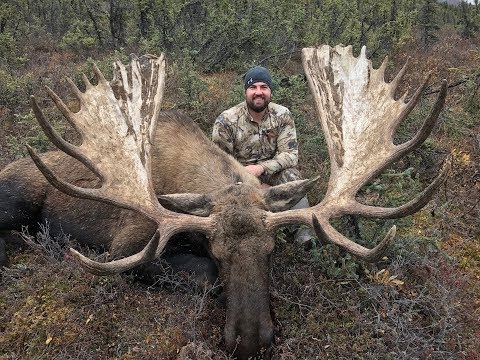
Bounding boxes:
[419,0,439,49]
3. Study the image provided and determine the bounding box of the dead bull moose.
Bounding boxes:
[0,45,449,359]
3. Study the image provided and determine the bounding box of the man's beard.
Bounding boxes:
[247,96,270,113]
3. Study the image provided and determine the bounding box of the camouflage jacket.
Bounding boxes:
[212,102,298,175]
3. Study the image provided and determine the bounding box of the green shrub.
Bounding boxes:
[6,111,52,158]
[0,32,17,65]
[138,29,163,55]
[172,50,208,111]
[164,50,209,131]
[60,20,97,52]
[0,69,32,111]
[310,243,363,280]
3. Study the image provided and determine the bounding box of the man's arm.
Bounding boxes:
[257,111,298,175]
[212,113,235,155]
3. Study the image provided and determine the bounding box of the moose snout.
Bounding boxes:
[223,277,274,359]
[225,313,273,359]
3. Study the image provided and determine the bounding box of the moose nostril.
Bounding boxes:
[259,324,274,346]
[226,321,274,359]
[258,321,274,357]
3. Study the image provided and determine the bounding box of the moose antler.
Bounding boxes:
[28,54,215,274]
[266,45,450,261]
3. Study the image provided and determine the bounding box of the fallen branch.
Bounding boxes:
[425,72,480,95]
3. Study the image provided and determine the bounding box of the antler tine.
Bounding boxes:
[389,58,409,97]
[92,63,107,84]
[147,54,166,143]
[44,86,81,133]
[397,79,448,155]
[81,73,93,89]
[390,72,432,134]
[27,144,106,201]
[29,95,102,179]
[312,215,396,262]
[372,54,389,85]
[66,76,85,103]
[69,230,160,275]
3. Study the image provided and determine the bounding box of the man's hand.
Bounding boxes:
[244,164,264,177]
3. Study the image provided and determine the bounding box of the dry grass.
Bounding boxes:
[1,225,479,359]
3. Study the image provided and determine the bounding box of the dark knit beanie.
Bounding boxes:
[243,66,272,90]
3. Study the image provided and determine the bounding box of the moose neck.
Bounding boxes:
[151,110,260,194]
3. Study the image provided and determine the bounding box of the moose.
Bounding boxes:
[0,45,448,359]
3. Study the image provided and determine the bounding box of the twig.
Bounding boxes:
[12,227,43,251]
[425,72,480,95]
[257,48,301,66]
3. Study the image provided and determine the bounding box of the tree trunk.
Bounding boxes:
[84,0,104,46]
[109,0,126,48]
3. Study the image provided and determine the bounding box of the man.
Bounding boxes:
[212,65,315,244]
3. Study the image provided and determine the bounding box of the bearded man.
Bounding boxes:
[212,65,315,244]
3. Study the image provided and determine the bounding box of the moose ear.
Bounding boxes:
[157,193,213,216]
[263,176,319,212]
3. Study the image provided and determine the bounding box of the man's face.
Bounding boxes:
[245,82,271,113]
